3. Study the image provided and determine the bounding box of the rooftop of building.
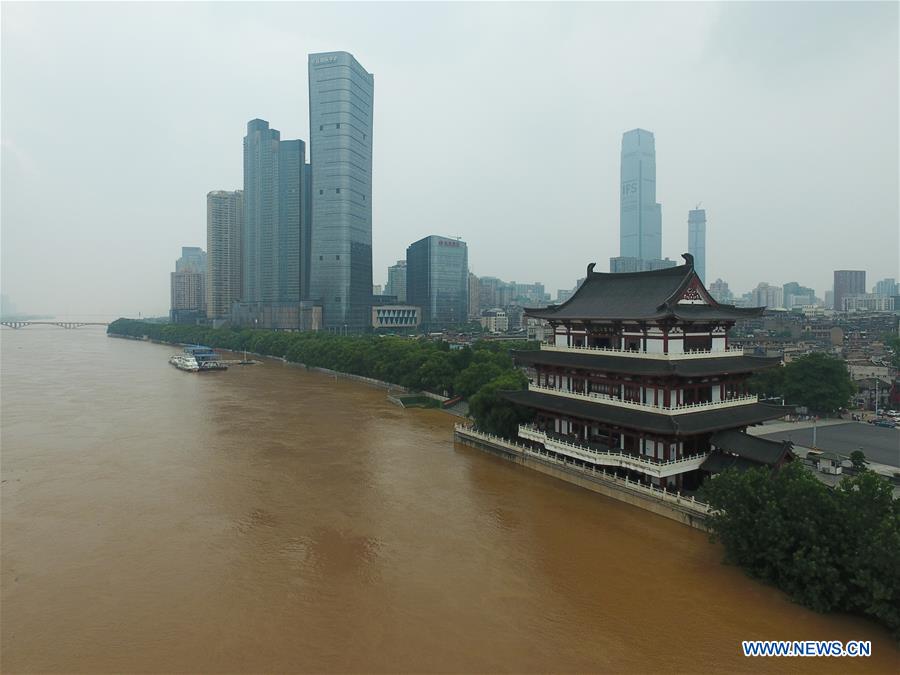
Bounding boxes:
[525,254,764,323]
[512,350,781,377]
[502,389,791,436]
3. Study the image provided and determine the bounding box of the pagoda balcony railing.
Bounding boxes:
[454,424,713,515]
[517,425,709,478]
[527,383,758,415]
[539,343,745,360]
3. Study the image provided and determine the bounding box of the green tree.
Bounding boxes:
[781,353,855,415]
[468,370,533,439]
[700,462,900,637]
[886,336,900,369]
[849,450,868,472]
[747,366,786,400]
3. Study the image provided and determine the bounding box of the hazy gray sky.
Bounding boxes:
[2,1,898,317]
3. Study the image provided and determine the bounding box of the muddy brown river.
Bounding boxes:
[2,328,897,672]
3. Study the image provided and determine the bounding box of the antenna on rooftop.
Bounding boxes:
[695,202,702,210]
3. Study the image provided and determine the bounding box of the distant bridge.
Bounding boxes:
[0,321,109,329]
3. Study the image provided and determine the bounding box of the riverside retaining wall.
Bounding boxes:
[455,426,711,531]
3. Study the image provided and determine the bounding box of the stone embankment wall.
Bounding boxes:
[455,426,712,531]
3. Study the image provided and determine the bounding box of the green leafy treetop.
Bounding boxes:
[849,449,868,472]
[748,352,854,415]
[700,462,900,637]
[468,370,534,440]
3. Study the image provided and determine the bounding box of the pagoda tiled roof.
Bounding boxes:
[525,254,764,322]
[512,350,782,377]
[501,389,791,436]
[709,430,793,465]
[699,453,765,474]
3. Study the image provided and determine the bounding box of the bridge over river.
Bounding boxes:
[0,321,109,329]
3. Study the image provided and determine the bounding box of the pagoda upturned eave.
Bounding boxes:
[525,255,763,323]
[512,350,782,377]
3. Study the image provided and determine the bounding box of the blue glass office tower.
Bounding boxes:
[308,52,375,331]
[620,129,662,261]
[406,235,468,329]
[688,208,707,283]
[242,119,307,303]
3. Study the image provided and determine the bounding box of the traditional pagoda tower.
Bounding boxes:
[504,254,792,491]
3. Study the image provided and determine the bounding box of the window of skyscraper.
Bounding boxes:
[336,188,341,193]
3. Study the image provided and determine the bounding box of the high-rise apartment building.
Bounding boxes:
[874,278,898,297]
[782,281,816,309]
[308,51,375,331]
[833,270,866,313]
[708,278,733,304]
[406,235,468,329]
[385,260,407,302]
[687,208,706,283]
[176,246,207,273]
[242,119,307,305]
[171,246,207,323]
[620,129,662,261]
[750,282,784,309]
[468,272,480,319]
[206,190,243,319]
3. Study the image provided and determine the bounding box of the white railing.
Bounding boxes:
[453,424,712,515]
[517,425,708,478]
[527,383,758,415]
[539,343,744,360]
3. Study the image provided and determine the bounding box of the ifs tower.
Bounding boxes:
[619,129,662,261]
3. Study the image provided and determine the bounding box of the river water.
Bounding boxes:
[1,328,897,673]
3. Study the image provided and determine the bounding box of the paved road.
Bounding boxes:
[759,422,900,468]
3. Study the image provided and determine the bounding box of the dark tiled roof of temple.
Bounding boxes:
[512,350,781,377]
[525,254,764,322]
[501,389,791,436]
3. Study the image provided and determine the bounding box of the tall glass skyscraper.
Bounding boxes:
[243,119,280,303]
[620,129,662,260]
[308,51,375,331]
[406,236,468,329]
[688,208,707,283]
[242,119,307,304]
[278,139,305,302]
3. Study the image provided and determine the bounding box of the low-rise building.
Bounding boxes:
[372,305,420,331]
[843,294,895,313]
[526,317,552,342]
[480,308,508,333]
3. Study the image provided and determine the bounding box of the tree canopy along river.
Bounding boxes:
[2,328,898,673]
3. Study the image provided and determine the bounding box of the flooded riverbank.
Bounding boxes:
[2,328,897,672]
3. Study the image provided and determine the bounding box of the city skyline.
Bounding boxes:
[2,2,897,316]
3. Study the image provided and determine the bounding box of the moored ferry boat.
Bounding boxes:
[169,345,227,372]
[169,354,200,372]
